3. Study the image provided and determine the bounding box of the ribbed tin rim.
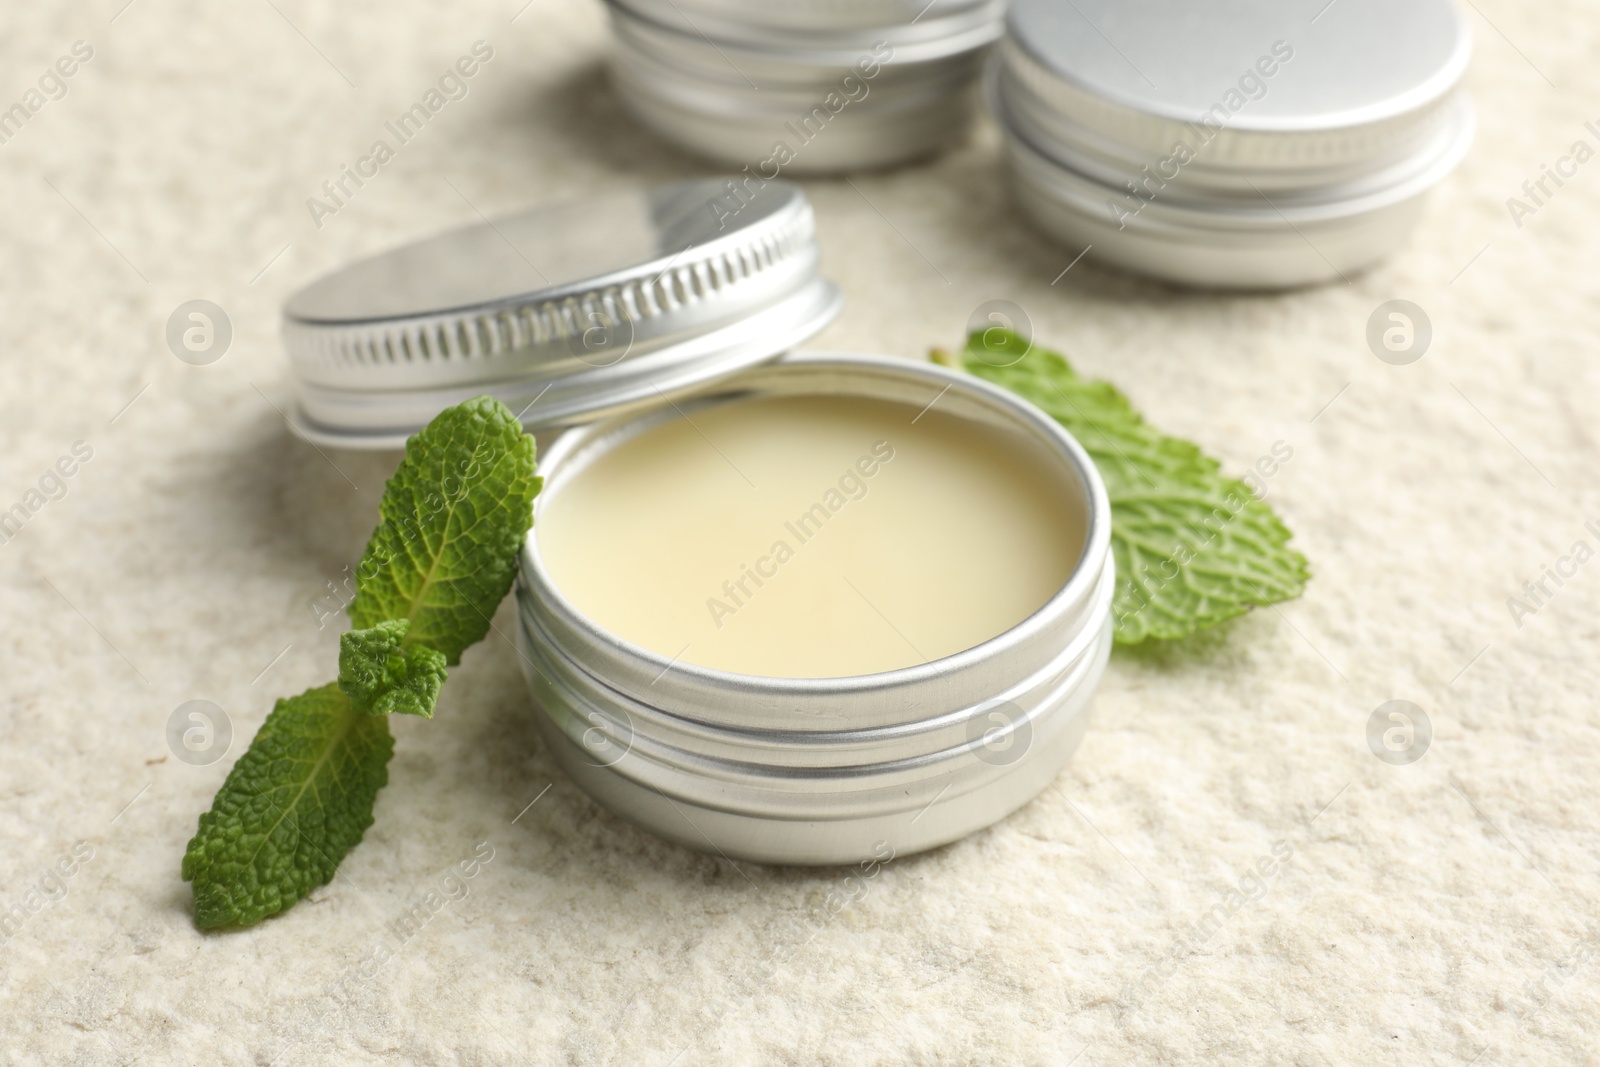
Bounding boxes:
[518,352,1114,733]
[282,180,841,449]
[289,276,841,450]
[519,619,1110,822]
[518,561,1113,770]
[1000,96,1474,231]
[994,42,1470,195]
[625,0,996,33]
[606,4,1003,73]
[608,24,987,106]
[521,618,1109,829]
[606,0,1005,58]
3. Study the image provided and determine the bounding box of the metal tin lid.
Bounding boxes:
[608,0,998,69]
[610,0,1004,51]
[283,180,841,449]
[1007,0,1469,131]
[1000,0,1471,198]
[608,8,987,101]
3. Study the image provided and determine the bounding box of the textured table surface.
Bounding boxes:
[2,1,1598,1064]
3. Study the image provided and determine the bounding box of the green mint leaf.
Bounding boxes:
[181,683,393,929]
[339,619,449,718]
[947,330,1309,644]
[349,395,541,665]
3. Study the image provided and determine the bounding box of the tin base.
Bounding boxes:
[519,616,1111,866]
[610,65,982,174]
[1005,134,1437,290]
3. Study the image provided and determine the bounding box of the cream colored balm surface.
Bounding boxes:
[537,394,1086,678]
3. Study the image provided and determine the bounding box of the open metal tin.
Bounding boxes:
[516,353,1113,865]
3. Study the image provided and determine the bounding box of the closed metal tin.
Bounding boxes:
[282,180,840,449]
[602,0,1005,173]
[515,353,1115,865]
[993,0,1474,288]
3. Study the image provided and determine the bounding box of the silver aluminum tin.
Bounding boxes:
[282,180,840,449]
[994,0,1474,287]
[515,352,1115,865]
[603,0,1002,173]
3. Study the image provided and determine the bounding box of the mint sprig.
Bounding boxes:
[182,397,539,929]
[939,330,1309,644]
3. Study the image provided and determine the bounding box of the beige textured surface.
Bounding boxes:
[3,1,1598,1064]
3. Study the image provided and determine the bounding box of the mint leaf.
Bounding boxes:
[339,619,448,718]
[943,330,1309,644]
[349,396,541,664]
[181,683,393,929]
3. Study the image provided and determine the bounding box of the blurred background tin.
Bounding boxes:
[602,0,1006,173]
[992,0,1475,288]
